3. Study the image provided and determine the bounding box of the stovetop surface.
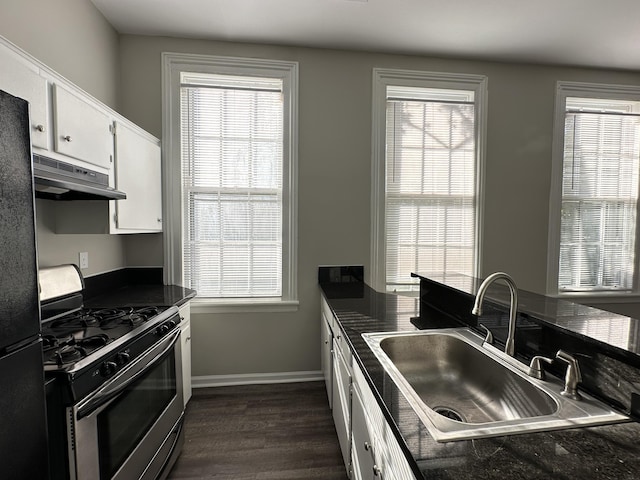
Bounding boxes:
[41,306,169,370]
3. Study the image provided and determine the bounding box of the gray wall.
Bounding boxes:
[118,35,640,379]
[0,0,119,107]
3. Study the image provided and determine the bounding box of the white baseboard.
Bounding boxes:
[192,370,324,388]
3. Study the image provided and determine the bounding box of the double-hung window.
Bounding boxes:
[371,69,487,292]
[163,54,298,310]
[548,81,640,296]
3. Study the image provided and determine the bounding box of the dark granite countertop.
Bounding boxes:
[321,281,640,480]
[82,268,196,309]
[84,284,196,309]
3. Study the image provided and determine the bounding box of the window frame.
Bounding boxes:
[546,81,640,299]
[370,68,488,292]
[162,53,299,313]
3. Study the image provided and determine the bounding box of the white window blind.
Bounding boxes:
[385,86,478,290]
[180,72,285,298]
[559,97,640,292]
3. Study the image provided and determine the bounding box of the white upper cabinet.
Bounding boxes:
[0,34,165,235]
[113,120,162,232]
[52,83,114,170]
[0,46,49,150]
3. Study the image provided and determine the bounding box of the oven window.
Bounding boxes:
[98,352,176,478]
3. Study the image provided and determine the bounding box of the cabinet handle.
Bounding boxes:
[373,465,382,477]
[63,135,72,142]
[364,441,376,461]
[35,124,45,132]
[186,336,191,342]
[157,218,162,223]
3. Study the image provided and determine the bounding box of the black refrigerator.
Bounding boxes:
[0,89,48,479]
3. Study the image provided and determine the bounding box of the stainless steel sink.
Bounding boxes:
[363,328,630,442]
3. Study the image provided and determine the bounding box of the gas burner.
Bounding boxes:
[99,307,161,329]
[51,311,100,328]
[42,334,73,350]
[77,334,110,349]
[97,308,132,329]
[54,345,86,365]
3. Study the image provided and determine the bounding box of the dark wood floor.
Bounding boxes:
[167,381,349,480]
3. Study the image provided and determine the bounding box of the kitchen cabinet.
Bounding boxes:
[322,293,415,480]
[0,34,164,234]
[52,83,114,170]
[351,384,376,480]
[323,295,352,477]
[179,302,192,407]
[112,120,162,232]
[321,298,334,408]
[52,120,163,234]
[0,44,49,150]
[352,361,416,480]
[331,306,351,472]
[333,336,352,475]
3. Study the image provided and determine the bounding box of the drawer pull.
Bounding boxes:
[63,135,72,142]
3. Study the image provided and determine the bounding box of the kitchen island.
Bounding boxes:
[320,272,640,479]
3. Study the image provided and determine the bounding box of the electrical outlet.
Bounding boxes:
[79,252,89,269]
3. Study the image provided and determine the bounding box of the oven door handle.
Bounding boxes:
[76,329,181,419]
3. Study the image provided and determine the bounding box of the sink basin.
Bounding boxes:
[363,328,630,442]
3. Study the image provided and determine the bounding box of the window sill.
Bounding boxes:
[190,297,300,314]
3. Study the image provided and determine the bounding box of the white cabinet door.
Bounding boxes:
[52,83,113,169]
[0,46,49,149]
[352,362,417,480]
[113,121,162,232]
[351,386,376,480]
[321,308,333,409]
[332,341,352,475]
[179,303,192,407]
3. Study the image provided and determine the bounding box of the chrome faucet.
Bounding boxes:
[471,272,519,357]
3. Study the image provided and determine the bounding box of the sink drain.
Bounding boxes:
[433,406,466,422]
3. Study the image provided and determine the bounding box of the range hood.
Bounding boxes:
[32,154,126,201]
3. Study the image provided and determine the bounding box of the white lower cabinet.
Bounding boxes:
[352,361,417,480]
[322,296,414,479]
[178,302,192,407]
[351,385,376,480]
[321,304,334,409]
[332,336,352,476]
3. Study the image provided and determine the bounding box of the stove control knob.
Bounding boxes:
[157,324,169,335]
[115,352,130,366]
[100,361,118,377]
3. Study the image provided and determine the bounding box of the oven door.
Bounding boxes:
[69,329,184,480]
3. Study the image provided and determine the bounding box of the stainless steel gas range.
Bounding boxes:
[41,265,184,480]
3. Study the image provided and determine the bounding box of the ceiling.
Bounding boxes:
[91,0,640,71]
